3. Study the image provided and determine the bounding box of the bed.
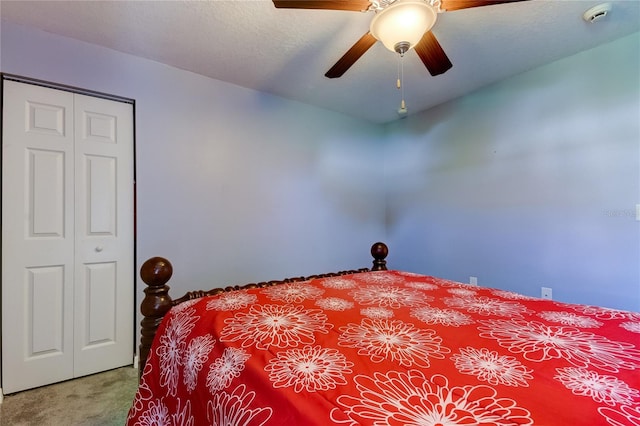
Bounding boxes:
[127,242,640,425]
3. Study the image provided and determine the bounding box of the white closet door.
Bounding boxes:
[72,94,134,376]
[2,81,76,393]
[2,80,134,394]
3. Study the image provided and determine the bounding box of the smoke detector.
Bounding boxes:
[583,3,612,23]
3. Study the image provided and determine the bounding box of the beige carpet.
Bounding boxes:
[0,366,139,425]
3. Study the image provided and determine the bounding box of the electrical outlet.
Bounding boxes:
[469,276,478,286]
[541,287,553,300]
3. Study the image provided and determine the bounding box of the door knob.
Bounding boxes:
[95,246,104,252]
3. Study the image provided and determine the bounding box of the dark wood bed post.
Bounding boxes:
[370,241,388,271]
[139,256,174,377]
[137,242,388,376]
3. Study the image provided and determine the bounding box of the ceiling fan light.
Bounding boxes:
[370,0,437,53]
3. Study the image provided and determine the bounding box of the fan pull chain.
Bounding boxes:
[397,55,401,89]
[397,52,407,115]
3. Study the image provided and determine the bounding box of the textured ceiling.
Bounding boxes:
[1,0,639,123]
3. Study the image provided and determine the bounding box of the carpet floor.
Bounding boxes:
[0,366,139,425]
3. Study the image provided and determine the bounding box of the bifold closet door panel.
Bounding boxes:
[72,93,134,377]
[2,81,76,393]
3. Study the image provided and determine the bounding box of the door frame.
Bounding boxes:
[0,73,137,396]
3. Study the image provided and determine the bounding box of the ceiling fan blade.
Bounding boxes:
[440,0,529,12]
[325,32,377,78]
[272,1,371,11]
[414,31,452,76]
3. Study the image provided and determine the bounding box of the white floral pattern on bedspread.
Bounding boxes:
[127,270,640,426]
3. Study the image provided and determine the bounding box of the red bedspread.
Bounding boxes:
[127,271,640,425]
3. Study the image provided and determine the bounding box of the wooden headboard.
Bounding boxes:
[137,242,389,374]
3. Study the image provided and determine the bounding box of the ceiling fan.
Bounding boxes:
[272,0,529,78]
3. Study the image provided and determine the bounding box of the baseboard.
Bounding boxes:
[0,388,4,404]
[133,355,139,369]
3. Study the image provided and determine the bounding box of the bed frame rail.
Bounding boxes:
[138,242,388,374]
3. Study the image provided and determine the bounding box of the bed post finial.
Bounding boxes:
[370,242,388,271]
[139,256,174,378]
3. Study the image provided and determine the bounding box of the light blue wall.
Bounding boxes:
[0,22,387,344]
[385,33,640,311]
[2,21,638,316]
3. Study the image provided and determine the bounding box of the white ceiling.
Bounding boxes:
[1,0,638,123]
